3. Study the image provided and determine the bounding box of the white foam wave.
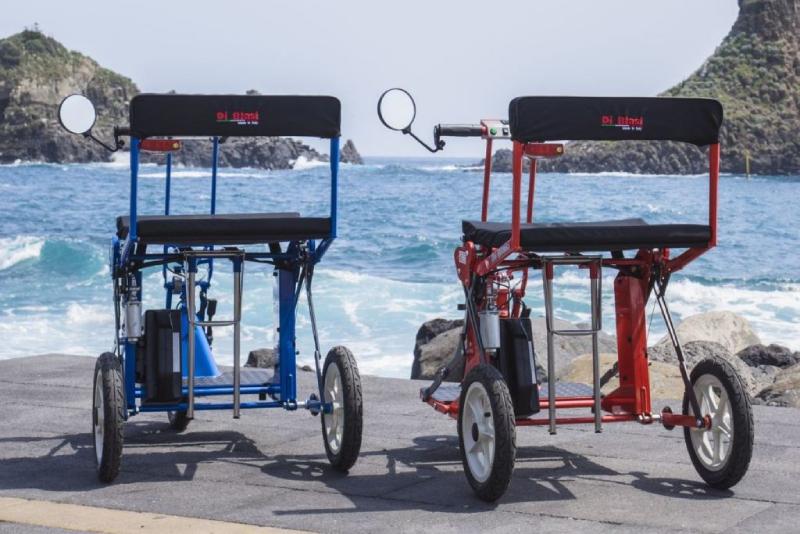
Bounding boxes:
[0,236,44,270]
[2,264,796,374]
[292,156,327,170]
[418,164,462,172]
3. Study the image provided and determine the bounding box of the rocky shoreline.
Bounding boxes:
[0,30,362,169]
[472,0,800,175]
[412,310,800,408]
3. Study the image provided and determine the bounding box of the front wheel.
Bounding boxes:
[321,346,363,472]
[93,352,125,483]
[683,357,753,489]
[167,411,190,432]
[458,364,516,502]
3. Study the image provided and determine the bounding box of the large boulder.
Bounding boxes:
[411,316,616,381]
[529,317,617,376]
[245,348,276,368]
[737,344,800,369]
[559,353,685,400]
[411,318,463,380]
[756,364,800,408]
[654,311,761,355]
[649,340,765,398]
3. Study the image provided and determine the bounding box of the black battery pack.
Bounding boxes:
[496,318,540,417]
[142,309,183,404]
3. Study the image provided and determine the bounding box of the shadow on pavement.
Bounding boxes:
[0,424,733,509]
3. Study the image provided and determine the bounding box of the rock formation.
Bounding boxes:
[478,0,800,175]
[0,30,363,168]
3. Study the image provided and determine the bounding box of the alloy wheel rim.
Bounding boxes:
[462,382,495,483]
[689,374,733,471]
[323,365,344,454]
[93,375,104,465]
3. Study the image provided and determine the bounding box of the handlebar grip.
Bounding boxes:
[435,124,484,138]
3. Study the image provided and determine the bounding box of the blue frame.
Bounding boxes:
[117,134,341,417]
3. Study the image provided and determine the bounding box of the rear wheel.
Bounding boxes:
[458,364,516,502]
[321,346,363,472]
[93,352,125,483]
[683,357,753,489]
[167,411,190,432]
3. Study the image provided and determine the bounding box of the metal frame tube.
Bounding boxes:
[186,259,197,419]
[542,262,556,435]
[232,257,243,418]
[591,268,602,433]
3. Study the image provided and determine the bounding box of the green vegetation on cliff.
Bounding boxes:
[0,29,362,166]
[0,29,137,162]
[489,0,799,175]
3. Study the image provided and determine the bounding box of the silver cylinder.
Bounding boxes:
[125,289,142,340]
[478,310,501,350]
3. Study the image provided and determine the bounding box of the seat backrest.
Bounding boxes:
[130,94,341,139]
[509,96,722,147]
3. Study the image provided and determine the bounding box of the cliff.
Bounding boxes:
[483,0,800,175]
[0,30,362,168]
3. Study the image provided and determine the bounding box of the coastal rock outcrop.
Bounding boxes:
[652,311,761,356]
[340,139,364,164]
[413,311,798,404]
[756,364,800,407]
[410,316,616,381]
[0,30,363,168]
[477,0,800,175]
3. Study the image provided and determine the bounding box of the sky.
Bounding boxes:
[2,1,739,157]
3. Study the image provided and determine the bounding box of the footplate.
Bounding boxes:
[422,383,461,403]
[539,382,593,398]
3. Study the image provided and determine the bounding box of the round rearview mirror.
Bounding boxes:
[58,94,96,135]
[377,88,416,131]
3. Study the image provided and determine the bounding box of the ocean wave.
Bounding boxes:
[0,236,44,271]
[292,156,327,170]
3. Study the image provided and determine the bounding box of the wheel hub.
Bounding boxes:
[461,382,495,484]
[93,376,104,465]
[323,365,344,454]
[689,374,733,472]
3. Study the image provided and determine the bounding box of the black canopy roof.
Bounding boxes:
[509,96,722,146]
[129,94,341,139]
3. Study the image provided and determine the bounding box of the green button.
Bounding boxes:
[490,128,497,135]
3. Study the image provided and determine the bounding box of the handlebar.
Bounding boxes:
[434,124,484,138]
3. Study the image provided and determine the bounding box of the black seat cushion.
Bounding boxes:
[462,218,711,252]
[116,213,331,245]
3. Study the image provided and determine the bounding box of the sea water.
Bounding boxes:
[0,158,797,377]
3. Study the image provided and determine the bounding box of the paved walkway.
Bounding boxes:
[1,355,798,533]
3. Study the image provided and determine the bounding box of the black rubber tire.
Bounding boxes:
[682,356,754,490]
[167,411,191,432]
[458,364,516,502]
[93,352,125,483]
[321,346,363,472]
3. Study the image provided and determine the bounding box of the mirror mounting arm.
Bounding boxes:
[403,127,445,153]
[82,126,128,153]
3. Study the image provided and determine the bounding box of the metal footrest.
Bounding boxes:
[539,382,594,398]
[423,383,461,403]
[185,368,273,387]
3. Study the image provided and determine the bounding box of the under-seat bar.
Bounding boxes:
[183,249,245,420]
[541,255,603,435]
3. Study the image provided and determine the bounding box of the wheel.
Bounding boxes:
[321,346,363,472]
[458,364,516,502]
[93,352,125,483]
[167,411,190,432]
[683,356,753,489]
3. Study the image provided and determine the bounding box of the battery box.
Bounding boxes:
[495,318,540,417]
[140,309,183,404]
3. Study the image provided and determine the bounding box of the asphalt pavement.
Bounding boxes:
[1,354,798,533]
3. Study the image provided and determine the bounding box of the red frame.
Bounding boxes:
[427,136,720,429]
